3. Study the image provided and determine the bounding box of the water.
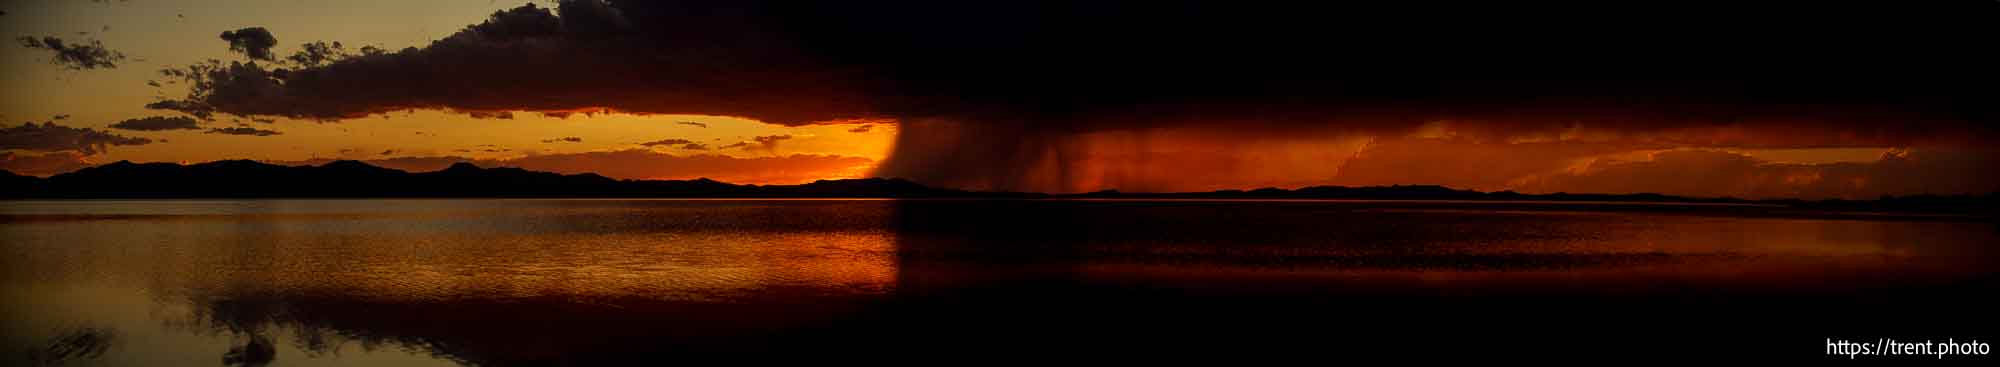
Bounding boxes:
[3,199,1995,364]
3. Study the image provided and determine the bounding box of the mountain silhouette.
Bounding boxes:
[1,160,978,199]
[1,160,1992,215]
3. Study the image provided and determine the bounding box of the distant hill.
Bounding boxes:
[0,160,988,199]
[1,160,1992,215]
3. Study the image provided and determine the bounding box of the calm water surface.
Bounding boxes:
[3,199,1995,364]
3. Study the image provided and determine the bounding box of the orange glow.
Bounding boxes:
[873,118,1994,198]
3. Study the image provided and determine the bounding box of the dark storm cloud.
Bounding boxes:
[15,36,126,70]
[109,116,201,131]
[148,1,1996,191]
[639,138,693,147]
[1,122,152,154]
[219,27,277,61]
[204,126,282,136]
[542,137,582,143]
[155,2,1995,132]
[154,1,877,123]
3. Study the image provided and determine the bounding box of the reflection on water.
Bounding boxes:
[3,199,1995,364]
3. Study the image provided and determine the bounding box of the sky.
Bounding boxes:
[2,1,1995,198]
[0,0,895,184]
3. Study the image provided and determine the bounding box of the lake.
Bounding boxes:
[3,199,1995,364]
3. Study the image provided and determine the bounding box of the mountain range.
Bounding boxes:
[1,160,1992,215]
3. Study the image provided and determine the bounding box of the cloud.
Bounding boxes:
[1,122,153,154]
[1331,137,1657,192]
[15,36,126,70]
[541,137,582,143]
[146,98,216,120]
[639,138,692,147]
[219,27,278,61]
[746,135,791,151]
[153,1,879,123]
[271,149,877,184]
[109,116,201,131]
[717,142,748,150]
[0,151,94,177]
[847,124,872,133]
[153,2,1991,127]
[204,127,282,136]
[676,121,708,128]
[285,41,369,67]
[679,143,709,151]
[466,110,514,119]
[144,1,1993,194]
[1514,149,2000,199]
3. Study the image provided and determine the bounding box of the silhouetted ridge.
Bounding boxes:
[318,160,405,175]
[0,160,1992,216]
[2,160,983,199]
[0,169,36,194]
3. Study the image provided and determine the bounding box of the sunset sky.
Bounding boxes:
[3,1,1995,198]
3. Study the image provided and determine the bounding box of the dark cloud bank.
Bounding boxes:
[147,1,1997,196]
[2,122,151,154]
[1,122,153,176]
